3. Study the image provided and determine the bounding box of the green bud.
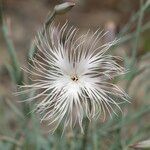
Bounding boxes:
[54,2,75,15]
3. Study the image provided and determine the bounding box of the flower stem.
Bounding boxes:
[28,2,75,60]
[81,118,90,150]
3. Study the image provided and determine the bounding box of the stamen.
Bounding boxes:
[71,75,78,81]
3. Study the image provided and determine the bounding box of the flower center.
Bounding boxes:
[71,75,78,82]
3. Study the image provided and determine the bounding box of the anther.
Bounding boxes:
[71,75,78,81]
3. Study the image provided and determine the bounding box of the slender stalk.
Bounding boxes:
[131,0,145,64]
[0,2,23,84]
[28,10,56,60]
[117,21,150,46]
[119,0,149,36]
[81,118,90,150]
[28,2,75,60]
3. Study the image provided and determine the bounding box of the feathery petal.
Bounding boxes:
[20,22,129,133]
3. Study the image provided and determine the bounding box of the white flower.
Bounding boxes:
[20,22,129,133]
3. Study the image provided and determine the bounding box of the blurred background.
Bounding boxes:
[0,0,150,150]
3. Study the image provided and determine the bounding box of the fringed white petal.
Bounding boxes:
[19,22,129,133]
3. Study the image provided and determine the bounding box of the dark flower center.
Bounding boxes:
[71,75,78,81]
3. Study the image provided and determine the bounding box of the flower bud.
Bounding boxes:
[54,2,75,15]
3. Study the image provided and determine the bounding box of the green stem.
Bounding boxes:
[28,10,56,60]
[131,0,145,65]
[81,118,90,150]
[117,21,150,45]
[45,11,56,28]
[1,2,23,85]
[2,25,19,70]
[28,2,75,60]
[119,0,149,36]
